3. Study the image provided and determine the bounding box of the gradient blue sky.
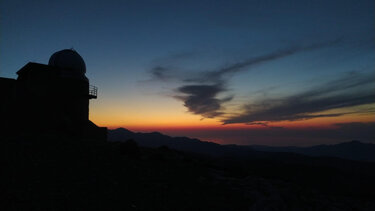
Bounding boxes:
[1,0,374,145]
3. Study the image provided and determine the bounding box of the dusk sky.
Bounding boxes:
[1,0,374,146]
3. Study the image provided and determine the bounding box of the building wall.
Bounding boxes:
[0,77,16,131]
[1,63,106,141]
[14,63,90,135]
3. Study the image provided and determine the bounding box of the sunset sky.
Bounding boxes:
[1,0,374,146]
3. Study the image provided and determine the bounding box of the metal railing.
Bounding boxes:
[89,85,98,98]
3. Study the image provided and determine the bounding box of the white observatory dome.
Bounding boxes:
[49,49,86,74]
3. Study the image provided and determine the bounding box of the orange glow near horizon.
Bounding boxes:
[90,102,375,132]
[93,113,374,132]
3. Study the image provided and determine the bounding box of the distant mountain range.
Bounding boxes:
[108,128,375,162]
[108,128,252,157]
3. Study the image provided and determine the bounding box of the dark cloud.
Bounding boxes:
[175,83,233,118]
[223,72,375,124]
[150,66,170,81]
[150,40,343,119]
[245,122,269,127]
[148,51,198,82]
[186,39,342,83]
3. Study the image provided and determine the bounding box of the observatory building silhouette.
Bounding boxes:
[0,49,107,140]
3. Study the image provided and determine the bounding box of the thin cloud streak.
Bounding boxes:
[150,39,344,120]
[150,66,169,81]
[186,39,342,83]
[223,72,375,124]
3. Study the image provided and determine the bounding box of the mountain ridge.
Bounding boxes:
[108,128,375,162]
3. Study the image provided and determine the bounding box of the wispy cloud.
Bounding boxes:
[149,40,345,120]
[150,66,170,81]
[185,39,342,83]
[174,83,233,118]
[223,72,375,124]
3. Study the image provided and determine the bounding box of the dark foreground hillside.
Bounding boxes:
[2,136,375,210]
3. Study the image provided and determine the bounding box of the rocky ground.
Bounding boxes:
[2,136,375,210]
